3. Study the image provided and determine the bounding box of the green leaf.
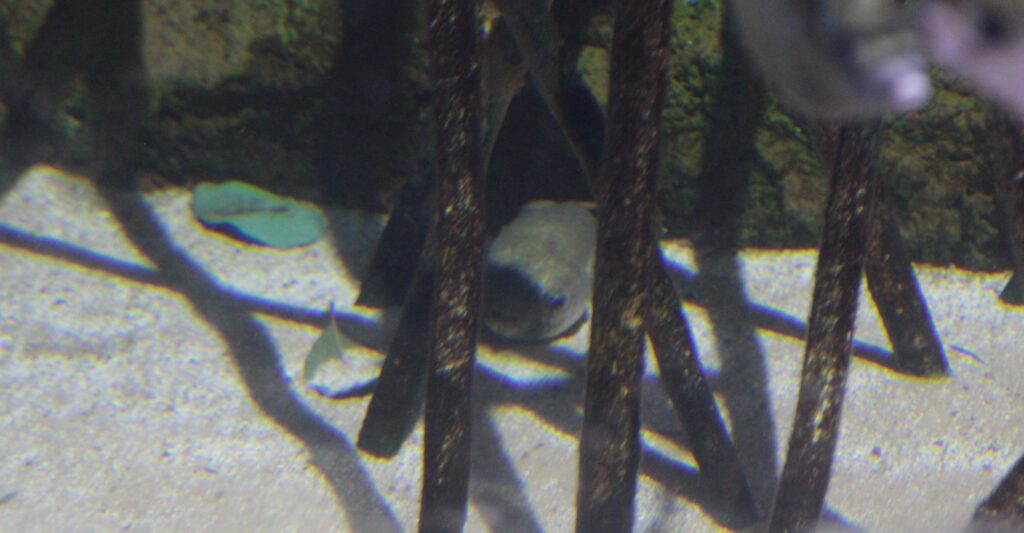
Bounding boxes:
[302,303,356,382]
[191,180,326,249]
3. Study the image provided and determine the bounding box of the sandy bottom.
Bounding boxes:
[1,166,1021,532]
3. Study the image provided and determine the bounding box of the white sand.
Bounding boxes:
[1,166,1021,532]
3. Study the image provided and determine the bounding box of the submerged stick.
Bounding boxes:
[575,0,671,530]
[645,245,759,525]
[768,125,878,532]
[0,0,138,170]
[354,167,433,308]
[865,198,948,377]
[356,0,523,454]
[991,115,1024,305]
[491,0,606,189]
[357,14,523,308]
[494,0,755,518]
[973,453,1024,530]
[357,236,434,456]
[419,0,485,531]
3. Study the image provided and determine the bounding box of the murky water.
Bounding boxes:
[2,1,1023,531]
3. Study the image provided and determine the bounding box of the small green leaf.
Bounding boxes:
[192,180,326,248]
[302,303,355,382]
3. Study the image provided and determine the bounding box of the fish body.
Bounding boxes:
[914,0,1024,119]
[483,201,596,342]
[730,0,932,119]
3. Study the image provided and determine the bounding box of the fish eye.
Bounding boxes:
[977,9,1008,46]
[548,295,567,309]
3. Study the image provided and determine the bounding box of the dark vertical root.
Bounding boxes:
[357,237,434,456]
[491,0,605,187]
[419,0,486,531]
[1,0,138,173]
[356,9,523,453]
[972,453,1024,531]
[320,0,421,210]
[497,0,753,523]
[355,161,434,308]
[645,245,759,526]
[991,116,1024,306]
[768,125,878,532]
[575,0,671,531]
[84,0,146,188]
[996,179,1024,304]
[865,198,948,377]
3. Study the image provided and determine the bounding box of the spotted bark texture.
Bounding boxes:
[575,0,671,531]
[865,199,948,377]
[645,244,759,526]
[420,0,485,531]
[769,125,878,533]
[974,453,1024,531]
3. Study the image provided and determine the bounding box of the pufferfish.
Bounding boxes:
[913,0,1024,121]
[729,0,932,119]
[483,200,597,343]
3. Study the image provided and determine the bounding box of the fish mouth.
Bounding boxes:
[482,265,585,343]
[871,56,932,112]
[483,307,586,345]
[482,265,548,342]
[847,16,933,114]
